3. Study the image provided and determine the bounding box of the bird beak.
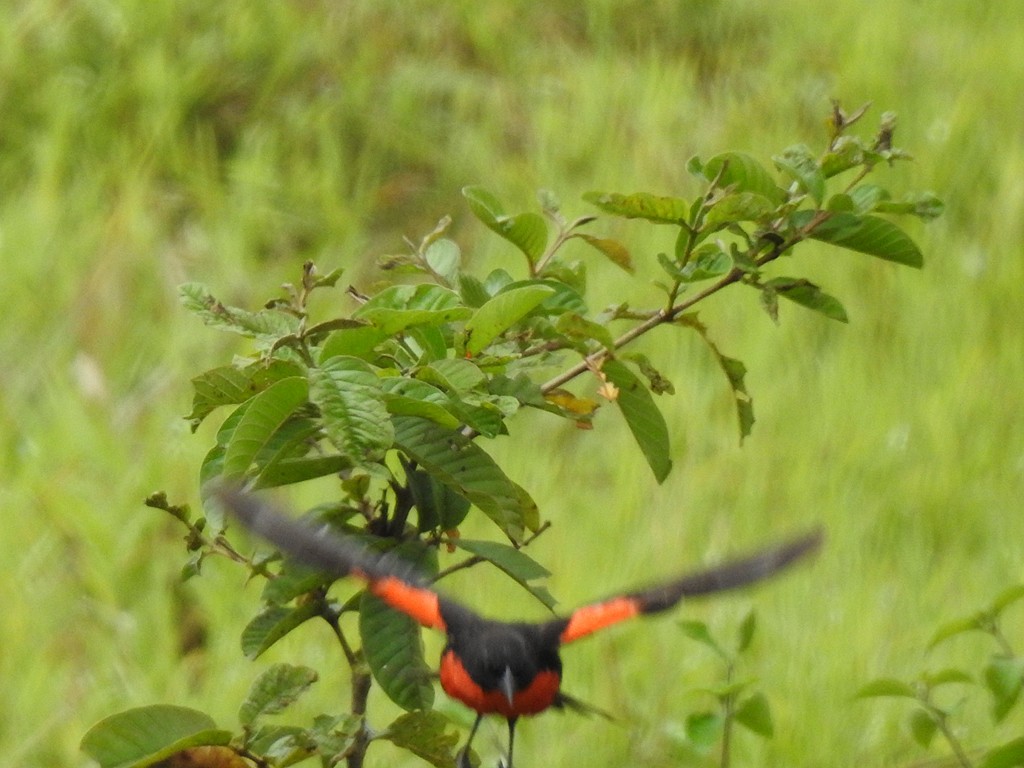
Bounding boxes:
[499,667,517,707]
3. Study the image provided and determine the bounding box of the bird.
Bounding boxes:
[213,486,821,768]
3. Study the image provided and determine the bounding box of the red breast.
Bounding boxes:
[439,650,562,717]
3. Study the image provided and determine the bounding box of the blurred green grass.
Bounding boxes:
[2,1,1022,766]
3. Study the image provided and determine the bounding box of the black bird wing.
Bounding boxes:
[214,485,450,631]
[558,530,822,644]
[215,485,821,643]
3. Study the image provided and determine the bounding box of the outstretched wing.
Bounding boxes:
[214,485,448,631]
[558,530,822,644]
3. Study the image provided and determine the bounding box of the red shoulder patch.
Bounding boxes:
[559,597,640,644]
[369,576,446,631]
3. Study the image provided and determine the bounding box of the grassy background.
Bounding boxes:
[2,1,1022,766]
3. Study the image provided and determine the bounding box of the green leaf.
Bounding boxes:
[703,152,786,204]
[928,614,984,649]
[796,211,924,267]
[736,610,757,653]
[685,712,723,749]
[243,416,331,488]
[308,357,394,463]
[305,715,360,765]
[502,278,588,315]
[188,366,254,428]
[827,192,856,213]
[417,358,487,394]
[462,185,508,227]
[355,284,472,334]
[499,211,548,263]
[187,360,304,430]
[484,268,515,294]
[247,723,319,765]
[179,282,298,341]
[222,377,309,479]
[239,664,318,726]
[360,590,435,712]
[488,373,548,409]
[539,257,588,294]
[393,416,539,540]
[555,311,615,351]
[453,539,556,610]
[380,710,462,768]
[573,233,635,273]
[735,692,774,738]
[985,657,1024,722]
[602,359,673,483]
[406,464,472,532]
[319,325,389,363]
[924,668,974,687]
[980,736,1024,768]
[620,353,674,396]
[254,454,354,489]
[458,273,491,308]
[241,603,321,659]
[382,378,462,430]
[875,191,945,221]
[446,397,508,439]
[81,705,231,768]
[764,278,849,323]
[452,539,550,580]
[820,135,867,178]
[759,284,780,324]
[462,186,548,262]
[701,678,755,700]
[703,192,775,230]
[677,243,733,283]
[583,190,691,224]
[464,284,556,356]
[990,584,1024,616]
[678,620,727,659]
[848,184,889,214]
[304,318,372,346]
[408,325,449,364]
[261,563,335,605]
[425,238,461,284]
[855,678,918,699]
[773,144,826,204]
[680,316,754,441]
[909,708,938,748]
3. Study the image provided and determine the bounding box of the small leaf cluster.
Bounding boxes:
[83,104,940,768]
[667,612,774,767]
[858,585,1024,768]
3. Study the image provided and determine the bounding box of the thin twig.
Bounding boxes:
[432,520,552,583]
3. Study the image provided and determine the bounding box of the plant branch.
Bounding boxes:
[539,267,741,393]
[720,663,736,768]
[432,520,552,583]
[539,219,821,395]
[931,708,974,768]
[323,607,372,768]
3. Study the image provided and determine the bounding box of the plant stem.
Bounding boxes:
[932,711,974,768]
[539,266,742,393]
[347,669,373,768]
[323,609,373,768]
[720,663,735,768]
[539,218,821,396]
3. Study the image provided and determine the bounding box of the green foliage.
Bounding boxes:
[858,585,1024,767]
[669,611,776,766]
[80,706,232,768]
[82,107,939,767]
[239,664,319,727]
